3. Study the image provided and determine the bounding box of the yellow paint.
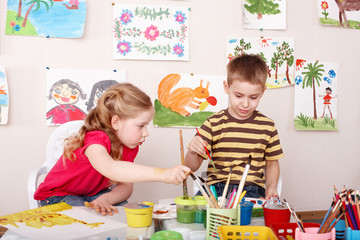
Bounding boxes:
[0,202,104,229]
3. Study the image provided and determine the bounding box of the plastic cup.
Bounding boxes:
[124,202,154,228]
[240,201,254,225]
[263,206,291,227]
[150,230,183,240]
[175,196,196,224]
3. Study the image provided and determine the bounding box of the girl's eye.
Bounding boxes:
[71,90,78,95]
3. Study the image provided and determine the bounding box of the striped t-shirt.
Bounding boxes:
[199,109,283,188]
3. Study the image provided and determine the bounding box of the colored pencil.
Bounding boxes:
[318,199,342,233]
[232,155,252,208]
[356,190,360,224]
[199,176,220,209]
[219,166,233,208]
[195,127,218,174]
[179,130,188,199]
[226,188,237,209]
[189,172,216,208]
[318,201,334,232]
[340,193,355,230]
[325,211,346,233]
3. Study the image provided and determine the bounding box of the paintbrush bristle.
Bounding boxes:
[247,155,252,165]
[198,176,205,183]
[189,172,196,181]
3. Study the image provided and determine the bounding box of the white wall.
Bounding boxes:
[0,0,359,216]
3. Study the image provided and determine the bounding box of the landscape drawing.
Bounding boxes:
[0,68,9,125]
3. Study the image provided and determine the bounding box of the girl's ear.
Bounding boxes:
[111,115,120,131]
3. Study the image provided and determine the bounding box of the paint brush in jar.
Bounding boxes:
[179,130,188,199]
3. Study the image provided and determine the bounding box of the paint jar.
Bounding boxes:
[240,201,254,225]
[263,206,291,227]
[124,202,154,228]
[150,230,183,240]
[194,196,207,223]
[175,196,196,224]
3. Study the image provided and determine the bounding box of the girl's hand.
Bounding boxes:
[160,165,191,185]
[188,136,207,155]
[84,198,119,216]
[265,187,278,200]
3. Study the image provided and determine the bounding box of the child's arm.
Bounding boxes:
[89,182,133,216]
[85,144,190,184]
[265,160,280,200]
[185,135,207,171]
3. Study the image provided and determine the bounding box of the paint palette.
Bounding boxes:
[152,204,176,219]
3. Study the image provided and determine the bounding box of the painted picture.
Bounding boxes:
[317,0,360,29]
[46,68,125,125]
[0,202,123,240]
[0,68,9,125]
[294,59,339,131]
[113,4,190,60]
[154,73,228,127]
[227,36,295,88]
[5,0,86,38]
[242,0,287,29]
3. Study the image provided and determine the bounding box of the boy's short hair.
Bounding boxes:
[227,54,268,87]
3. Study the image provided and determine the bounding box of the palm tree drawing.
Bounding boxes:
[301,62,324,120]
[17,0,23,20]
[22,0,54,27]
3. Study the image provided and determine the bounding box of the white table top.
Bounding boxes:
[1,206,154,240]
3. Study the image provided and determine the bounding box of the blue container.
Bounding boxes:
[345,227,360,240]
[335,219,346,239]
[240,201,254,225]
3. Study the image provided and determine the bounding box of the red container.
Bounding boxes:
[270,222,320,239]
[263,207,291,227]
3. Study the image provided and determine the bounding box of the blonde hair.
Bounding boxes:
[227,54,268,88]
[64,82,153,161]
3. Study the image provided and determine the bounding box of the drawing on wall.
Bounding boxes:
[0,202,123,240]
[113,4,190,60]
[154,73,228,127]
[294,59,339,131]
[227,36,295,88]
[317,0,360,29]
[47,69,125,125]
[5,0,86,38]
[242,0,287,29]
[0,68,9,125]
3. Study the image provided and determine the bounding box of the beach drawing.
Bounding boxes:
[294,59,339,131]
[0,68,9,125]
[154,73,227,127]
[317,0,360,29]
[113,4,190,60]
[227,36,295,88]
[5,0,86,38]
[46,68,125,125]
[242,0,287,29]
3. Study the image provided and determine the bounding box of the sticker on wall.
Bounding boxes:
[46,68,125,125]
[154,73,227,127]
[0,67,9,125]
[0,202,124,240]
[227,36,295,88]
[5,0,86,38]
[113,4,190,60]
[294,59,339,131]
[317,0,360,29]
[242,0,287,29]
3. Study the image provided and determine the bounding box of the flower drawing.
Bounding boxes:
[9,21,16,33]
[117,40,132,56]
[173,43,184,57]
[321,1,329,19]
[120,9,133,25]
[144,25,160,41]
[14,24,21,32]
[174,11,187,24]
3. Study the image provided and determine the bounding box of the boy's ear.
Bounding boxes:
[223,80,229,94]
[111,115,120,131]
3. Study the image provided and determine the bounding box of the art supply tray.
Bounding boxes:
[217,225,278,240]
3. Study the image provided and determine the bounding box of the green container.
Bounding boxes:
[175,196,196,224]
[206,206,240,240]
[151,230,183,240]
[194,196,207,223]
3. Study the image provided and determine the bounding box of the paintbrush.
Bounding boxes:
[195,127,218,174]
[189,172,216,208]
[284,199,305,232]
[219,166,233,208]
[199,176,220,209]
[179,130,188,199]
[232,155,252,208]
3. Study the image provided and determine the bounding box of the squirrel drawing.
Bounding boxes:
[158,73,211,116]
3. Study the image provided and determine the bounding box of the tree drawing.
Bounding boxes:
[22,0,54,28]
[244,0,281,20]
[270,51,283,81]
[301,62,324,120]
[278,41,294,84]
[17,0,23,20]
[258,52,272,77]
[233,38,251,56]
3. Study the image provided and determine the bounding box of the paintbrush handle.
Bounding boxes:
[232,165,250,208]
[193,179,215,208]
[219,172,232,208]
[179,130,188,199]
[203,184,220,209]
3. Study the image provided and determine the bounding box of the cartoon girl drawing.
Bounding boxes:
[85,80,118,112]
[319,87,337,119]
[47,79,87,125]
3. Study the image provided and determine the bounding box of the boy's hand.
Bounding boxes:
[188,136,207,156]
[84,198,119,216]
[265,187,279,200]
[161,165,190,185]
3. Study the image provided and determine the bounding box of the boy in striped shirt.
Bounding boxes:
[185,54,283,200]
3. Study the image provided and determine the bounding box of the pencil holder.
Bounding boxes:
[345,227,360,240]
[206,206,240,240]
[295,227,336,240]
[334,219,346,239]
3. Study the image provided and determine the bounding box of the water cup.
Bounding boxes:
[175,196,196,224]
[263,206,291,227]
[240,201,254,225]
[124,202,154,228]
